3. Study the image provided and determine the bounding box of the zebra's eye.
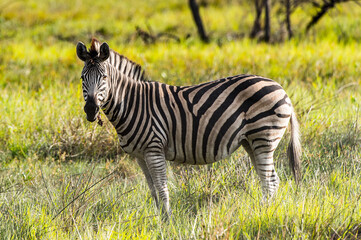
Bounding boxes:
[102,75,107,79]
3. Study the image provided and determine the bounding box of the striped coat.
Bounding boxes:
[77,39,301,218]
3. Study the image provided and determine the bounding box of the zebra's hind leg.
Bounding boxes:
[244,140,280,199]
[254,147,280,199]
[144,150,171,220]
[136,158,159,208]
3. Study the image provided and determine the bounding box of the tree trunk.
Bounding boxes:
[188,0,209,43]
[250,0,263,38]
[263,0,271,42]
[285,0,293,39]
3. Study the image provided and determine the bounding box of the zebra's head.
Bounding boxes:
[76,40,110,122]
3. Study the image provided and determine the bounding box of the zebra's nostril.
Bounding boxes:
[84,101,99,122]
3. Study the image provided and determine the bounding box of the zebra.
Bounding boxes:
[76,38,301,218]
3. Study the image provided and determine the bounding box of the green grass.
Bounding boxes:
[1,0,361,239]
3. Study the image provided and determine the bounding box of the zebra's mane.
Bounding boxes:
[89,38,147,82]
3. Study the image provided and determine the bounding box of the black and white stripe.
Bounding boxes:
[76,39,301,218]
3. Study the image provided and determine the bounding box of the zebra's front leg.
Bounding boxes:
[136,158,159,208]
[144,149,171,219]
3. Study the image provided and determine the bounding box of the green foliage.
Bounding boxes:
[0,0,361,239]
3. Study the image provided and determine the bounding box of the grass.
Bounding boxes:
[1,0,361,239]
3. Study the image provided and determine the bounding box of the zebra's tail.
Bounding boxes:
[287,108,301,184]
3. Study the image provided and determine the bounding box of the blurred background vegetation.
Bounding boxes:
[0,0,361,239]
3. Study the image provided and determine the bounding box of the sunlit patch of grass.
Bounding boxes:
[1,144,360,239]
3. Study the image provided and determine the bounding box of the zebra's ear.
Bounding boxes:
[76,42,90,62]
[99,42,110,62]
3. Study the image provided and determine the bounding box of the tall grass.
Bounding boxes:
[1,0,361,238]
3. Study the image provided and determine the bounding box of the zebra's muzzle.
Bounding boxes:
[84,101,99,122]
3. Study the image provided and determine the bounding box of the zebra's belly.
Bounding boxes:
[164,137,245,165]
[169,152,236,165]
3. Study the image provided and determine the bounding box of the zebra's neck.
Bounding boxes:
[100,44,149,119]
[101,61,147,131]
